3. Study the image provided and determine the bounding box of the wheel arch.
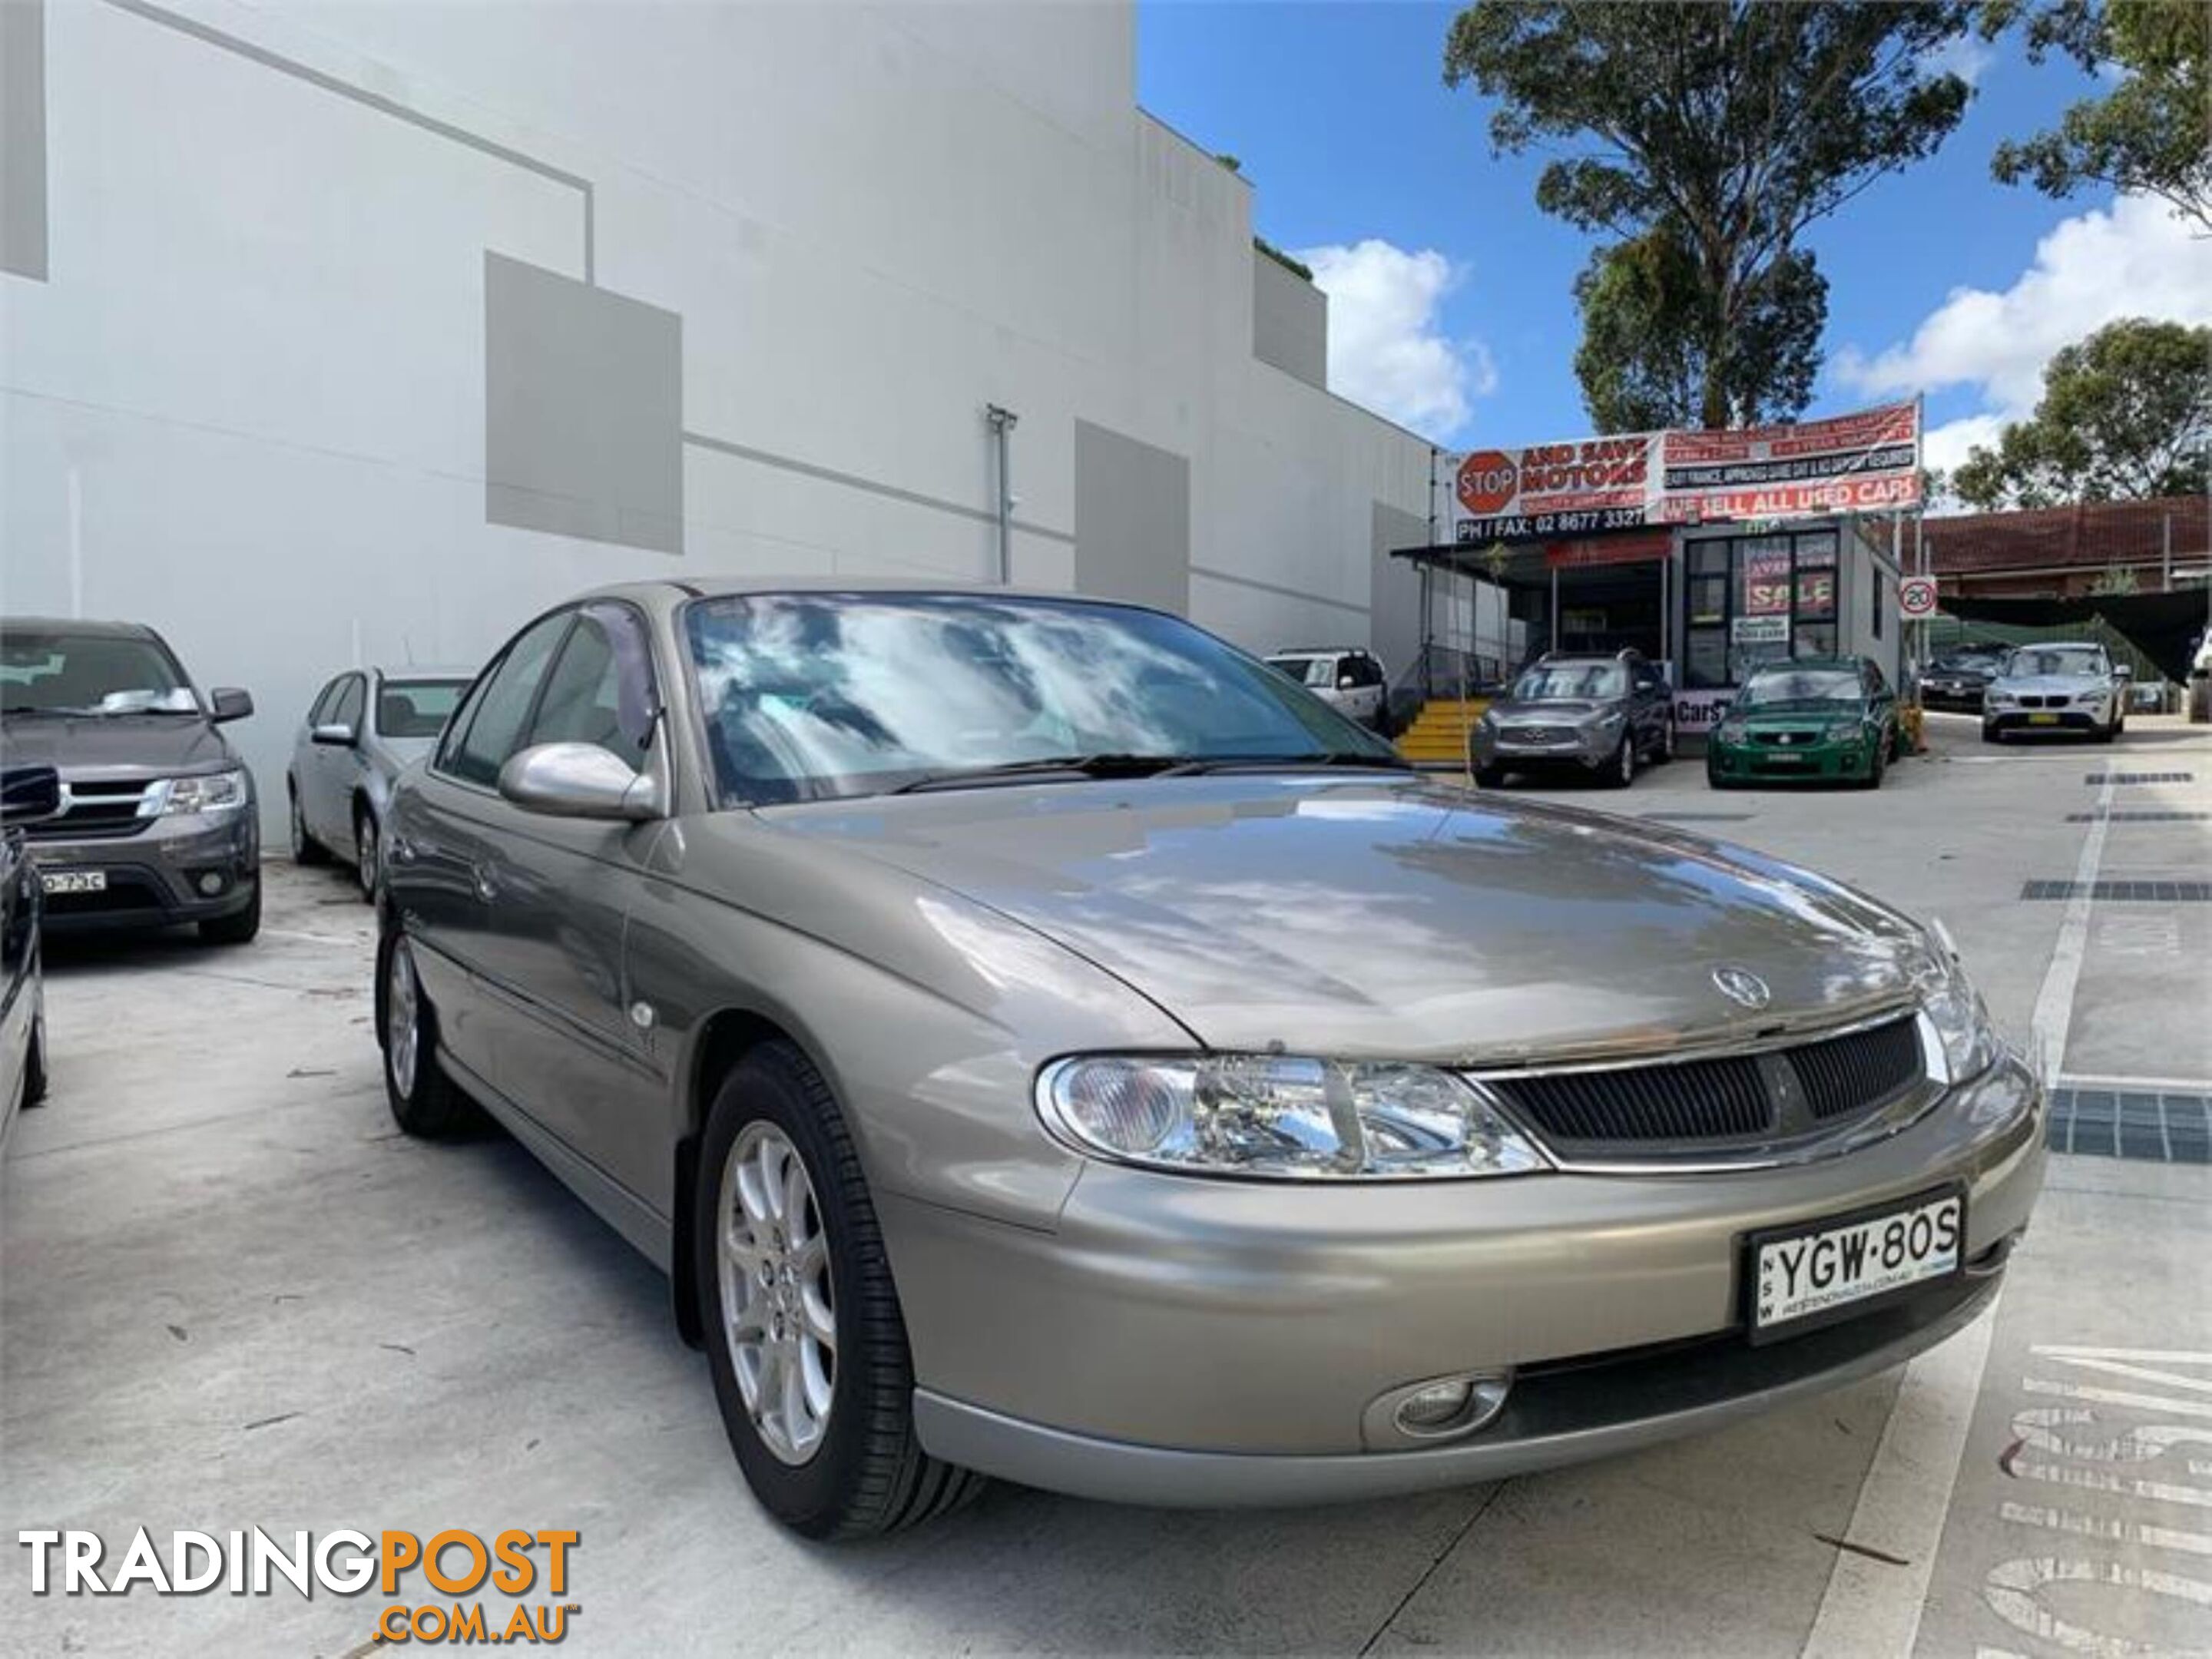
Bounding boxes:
[671,1005,826,1349]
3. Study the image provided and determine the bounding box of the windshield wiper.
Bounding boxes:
[1171,751,1415,775]
[889,753,1194,794]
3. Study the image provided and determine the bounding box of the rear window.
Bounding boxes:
[378,679,467,739]
[1267,655,1336,689]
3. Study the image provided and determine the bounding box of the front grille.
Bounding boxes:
[1502,724,1578,747]
[1493,1055,1769,1143]
[1753,730,1815,747]
[28,781,156,841]
[1789,1017,1922,1119]
[1482,1015,1926,1155]
[2016,694,2074,710]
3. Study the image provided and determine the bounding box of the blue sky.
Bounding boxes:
[1136,2,2212,475]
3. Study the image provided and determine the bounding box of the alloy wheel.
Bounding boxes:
[1618,737,1634,785]
[385,937,419,1100]
[717,1123,837,1465]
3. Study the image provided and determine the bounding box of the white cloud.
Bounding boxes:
[1295,239,1491,440]
[1834,193,2212,424]
[1919,34,1995,88]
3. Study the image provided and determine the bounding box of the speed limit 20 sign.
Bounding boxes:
[1899,576,1939,618]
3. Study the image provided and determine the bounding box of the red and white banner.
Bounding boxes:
[1442,402,1920,545]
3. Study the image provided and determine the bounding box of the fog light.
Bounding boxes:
[1389,1370,1512,1441]
[197,872,224,896]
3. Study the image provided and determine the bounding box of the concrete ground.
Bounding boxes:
[4,712,2208,1658]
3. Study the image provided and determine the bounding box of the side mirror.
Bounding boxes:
[0,766,61,826]
[209,687,254,724]
[310,722,358,747]
[1336,673,1358,690]
[2112,664,2133,681]
[498,743,661,823]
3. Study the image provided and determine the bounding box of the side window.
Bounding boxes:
[523,604,658,767]
[441,613,574,787]
[307,676,346,725]
[330,674,366,733]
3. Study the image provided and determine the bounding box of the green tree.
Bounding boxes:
[1949,318,2212,508]
[1443,2,1975,429]
[1573,222,1826,432]
[1984,0,2211,231]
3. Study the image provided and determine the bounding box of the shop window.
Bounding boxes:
[1687,628,1729,689]
[1795,623,1838,659]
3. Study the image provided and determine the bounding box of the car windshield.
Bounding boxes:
[1738,668,1863,710]
[1932,653,1999,673]
[379,678,466,738]
[1512,663,1627,701]
[2007,647,2105,678]
[684,593,1398,805]
[0,630,197,715]
[1267,654,1336,689]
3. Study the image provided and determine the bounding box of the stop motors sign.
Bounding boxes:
[1899,576,1938,618]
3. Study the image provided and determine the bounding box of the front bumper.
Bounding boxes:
[885,1053,2043,1504]
[1708,738,1869,782]
[1985,707,2103,734]
[27,814,260,933]
[1472,728,1614,770]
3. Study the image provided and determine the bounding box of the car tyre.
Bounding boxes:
[1472,762,1508,790]
[695,1040,983,1539]
[354,805,381,905]
[198,878,261,945]
[1858,743,1886,790]
[1706,759,1734,791]
[290,784,330,866]
[1657,721,1675,764]
[1981,723,2004,745]
[22,1005,47,1108]
[1604,733,1635,789]
[377,930,475,1137]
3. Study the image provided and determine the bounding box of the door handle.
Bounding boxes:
[473,864,497,904]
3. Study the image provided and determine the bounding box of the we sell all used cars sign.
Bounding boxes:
[1442,402,1922,545]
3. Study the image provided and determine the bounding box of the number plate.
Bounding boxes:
[1747,1187,1964,1343]
[2028,712,2059,725]
[41,869,108,895]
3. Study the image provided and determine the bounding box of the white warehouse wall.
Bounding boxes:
[0,0,1437,836]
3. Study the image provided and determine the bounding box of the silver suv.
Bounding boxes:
[1472,650,1674,788]
[1982,642,2128,744]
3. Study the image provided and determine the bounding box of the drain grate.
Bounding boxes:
[2084,772,2194,786]
[2064,810,2212,823]
[2021,879,2212,901]
[2047,1087,2212,1164]
[1641,812,1755,823]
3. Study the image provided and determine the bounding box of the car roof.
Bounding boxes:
[0,615,163,640]
[1267,647,1358,657]
[370,664,476,681]
[575,575,1160,605]
[2009,641,2103,652]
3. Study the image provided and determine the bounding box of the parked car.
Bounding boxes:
[1469,649,1673,788]
[290,666,474,901]
[1707,657,1906,790]
[376,582,2042,1538]
[1982,642,2128,743]
[1916,647,2008,713]
[1263,647,1389,730]
[1,767,61,1148]
[0,619,260,942]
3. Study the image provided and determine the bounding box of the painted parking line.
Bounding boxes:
[1800,773,2120,1659]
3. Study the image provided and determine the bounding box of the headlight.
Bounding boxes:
[1985,690,2016,707]
[157,769,250,816]
[1038,1055,1548,1181]
[1591,708,1626,728]
[1717,719,1748,743]
[1916,933,1999,1085]
[1477,709,1498,728]
[1824,720,1862,742]
[2075,691,2105,707]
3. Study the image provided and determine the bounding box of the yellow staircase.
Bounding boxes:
[1395,697,1492,767]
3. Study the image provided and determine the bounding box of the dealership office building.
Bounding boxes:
[2,0,1485,833]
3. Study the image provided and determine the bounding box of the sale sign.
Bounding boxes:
[1442,402,1920,545]
[1742,551,1792,615]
